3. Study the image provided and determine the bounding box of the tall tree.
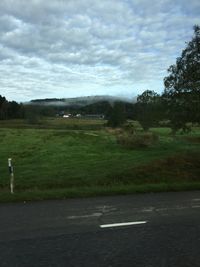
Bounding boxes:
[135,90,162,131]
[0,95,24,120]
[107,101,126,127]
[0,95,8,120]
[163,25,200,132]
[7,101,22,119]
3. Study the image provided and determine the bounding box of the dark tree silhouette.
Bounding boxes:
[107,101,126,127]
[135,90,162,131]
[163,25,200,132]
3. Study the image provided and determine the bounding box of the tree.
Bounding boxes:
[135,90,162,131]
[0,95,8,120]
[163,25,200,133]
[0,95,24,120]
[107,101,126,127]
[7,101,23,119]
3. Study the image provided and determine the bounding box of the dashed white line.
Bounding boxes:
[100,221,147,228]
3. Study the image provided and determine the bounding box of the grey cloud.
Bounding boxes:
[0,15,22,33]
[0,0,200,101]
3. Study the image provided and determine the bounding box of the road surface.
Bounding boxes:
[0,191,200,266]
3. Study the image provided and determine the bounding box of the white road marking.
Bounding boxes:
[100,221,147,228]
[68,213,102,219]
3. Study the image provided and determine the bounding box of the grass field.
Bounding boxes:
[0,117,105,130]
[0,118,200,202]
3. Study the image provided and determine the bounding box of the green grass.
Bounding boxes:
[0,118,105,130]
[1,182,200,203]
[0,118,200,202]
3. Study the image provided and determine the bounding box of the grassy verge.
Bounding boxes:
[1,183,200,203]
[0,121,200,202]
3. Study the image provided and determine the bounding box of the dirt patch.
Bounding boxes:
[105,152,200,185]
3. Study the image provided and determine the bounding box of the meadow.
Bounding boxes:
[0,118,200,202]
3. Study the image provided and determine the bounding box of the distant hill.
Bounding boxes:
[30,95,135,107]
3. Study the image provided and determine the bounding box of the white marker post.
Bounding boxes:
[8,158,14,194]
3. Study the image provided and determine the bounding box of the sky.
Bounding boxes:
[0,0,200,102]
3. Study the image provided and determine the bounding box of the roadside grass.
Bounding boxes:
[1,182,200,203]
[0,120,200,202]
[105,152,200,185]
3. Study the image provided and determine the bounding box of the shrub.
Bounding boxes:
[123,122,135,134]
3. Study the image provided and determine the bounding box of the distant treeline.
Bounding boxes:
[31,98,66,103]
[0,95,24,120]
[0,95,55,121]
[0,89,199,133]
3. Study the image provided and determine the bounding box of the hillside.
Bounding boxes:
[30,95,135,107]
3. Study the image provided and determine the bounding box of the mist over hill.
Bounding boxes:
[29,95,136,107]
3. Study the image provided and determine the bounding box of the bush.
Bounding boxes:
[117,132,159,149]
[122,122,135,134]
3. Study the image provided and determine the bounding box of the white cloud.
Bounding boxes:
[0,0,200,101]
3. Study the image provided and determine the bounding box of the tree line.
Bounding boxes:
[108,25,200,133]
[0,96,55,122]
[0,95,24,120]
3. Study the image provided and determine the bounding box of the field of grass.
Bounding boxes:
[0,117,105,130]
[0,118,200,202]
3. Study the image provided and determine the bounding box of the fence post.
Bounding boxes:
[8,158,14,194]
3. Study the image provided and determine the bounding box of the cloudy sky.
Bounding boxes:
[0,0,200,102]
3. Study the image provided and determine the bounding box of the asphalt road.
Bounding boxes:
[0,191,200,267]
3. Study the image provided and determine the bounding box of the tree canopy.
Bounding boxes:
[163,25,200,132]
[0,95,24,120]
[107,101,127,128]
[135,90,162,131]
